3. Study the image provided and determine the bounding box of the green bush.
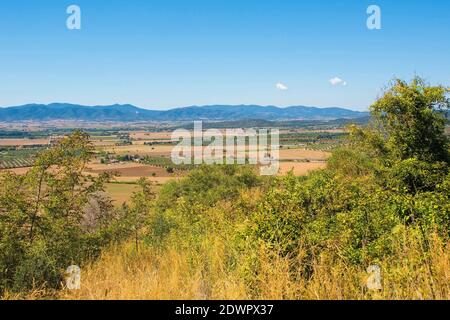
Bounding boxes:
[12,242,61,293]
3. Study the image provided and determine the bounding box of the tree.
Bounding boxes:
[0,131,115,294]
[124,178,155,252]
[369,77,449,163]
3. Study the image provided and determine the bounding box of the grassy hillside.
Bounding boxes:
[1,78,449,300]
[59,232,449,300]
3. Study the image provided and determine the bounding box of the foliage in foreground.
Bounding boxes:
[59,230,449,300]
[1,77,450,299]
[0,132,146,294]
[60,78,449,300]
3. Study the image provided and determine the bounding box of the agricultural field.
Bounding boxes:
[129,131,173,141]
[278,161,327,176]
[0,158,34,170]
[0,138,50,146]
[279,130,347,152]
[105,182,163,206]
[0,147,45,169]
[279,148,330,161]
[99,144,175,156]
[105,183,141,205]
[86,163,179,182]
[0,136,53,169]
[0,127,339,203]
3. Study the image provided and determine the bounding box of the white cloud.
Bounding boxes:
[276,82,288,91]
[329,77,347,86]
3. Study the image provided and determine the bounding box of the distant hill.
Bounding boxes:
[0,103,368,122]
[0,103,160,122]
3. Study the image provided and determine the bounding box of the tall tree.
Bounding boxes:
[370,77,449,163]
[0,130,114,293]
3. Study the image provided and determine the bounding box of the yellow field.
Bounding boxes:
[279,148,330,161]
[86,162,150,171]
[278,161,327,176]
[0,138,50,146]
[91,140,120,147]
[132,140,172,145]
[129,131,173,140]
[105,183,141,205]
[99,144,174,156]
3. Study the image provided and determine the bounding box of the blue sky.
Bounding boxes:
[0,0,449,111]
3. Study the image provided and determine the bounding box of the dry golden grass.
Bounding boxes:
[60,232,449,300]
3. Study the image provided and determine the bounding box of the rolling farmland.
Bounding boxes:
[0,128,341,202]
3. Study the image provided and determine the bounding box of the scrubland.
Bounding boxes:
[1,78,450,300]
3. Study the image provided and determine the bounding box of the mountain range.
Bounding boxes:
[0,103,368,122]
